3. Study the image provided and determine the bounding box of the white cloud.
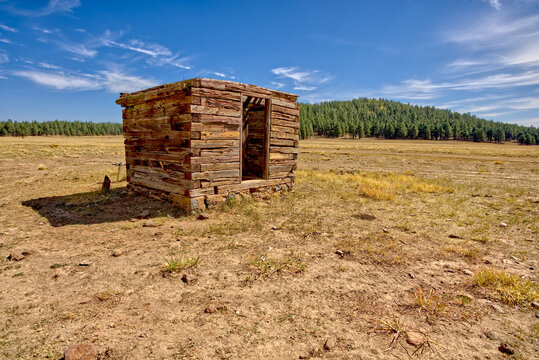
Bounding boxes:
[58,42,97,58]
[518,118,539,126]
[7,0,81,16]
[0,24,17,32]
[294,85,317,91]
[272,67,315,83]
[13,70,101,90]
[107,39,171,57]
[39,62,60,69]
[0,75,7,79]
[43,0,81,14]
[99,70,158,92]
[271,66,330,91]
[34,26,54,34]
[0,37,13,44]
[0,53,8,64]
[105,37,191,69]
[146,54,191,69]
[13,68,157,93]
[271,81,285,89]
[484,0,501,10]
[381,79,439,100]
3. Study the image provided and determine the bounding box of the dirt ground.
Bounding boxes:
[0,136,537,359]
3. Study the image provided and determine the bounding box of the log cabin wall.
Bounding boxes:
[117,78,299,213]
[117,80,194,199]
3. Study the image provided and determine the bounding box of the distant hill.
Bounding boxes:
[0,120,122,137]
[299,98,538,145]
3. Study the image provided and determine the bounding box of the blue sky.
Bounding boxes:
[0,0,538,126]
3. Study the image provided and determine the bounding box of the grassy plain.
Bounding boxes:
[0,136,537,359]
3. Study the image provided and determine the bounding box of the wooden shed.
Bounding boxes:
[116,78,299,213]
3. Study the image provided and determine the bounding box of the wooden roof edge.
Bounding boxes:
[116,78,299,105]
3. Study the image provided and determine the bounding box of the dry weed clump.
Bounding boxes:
[163,256,200,273]
[336,236,408,265]
[474,267,538,306]
[442,245,481,260]
[247,252,306,280]
[371,315,407,350]
[413,286,447,316]
[297,169,453,202]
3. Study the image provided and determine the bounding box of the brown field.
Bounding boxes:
[0,136,538,359]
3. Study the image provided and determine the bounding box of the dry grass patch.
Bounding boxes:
[442,245,482,261]
[336,235,408,265]
[247,252,306,280]
[297,169,453,201]
[163,256,200,274]
[371,315,408,350]
[413,286,447,316]
[474,267,538,306]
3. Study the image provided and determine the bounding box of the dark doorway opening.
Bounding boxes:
[241,96,270,181]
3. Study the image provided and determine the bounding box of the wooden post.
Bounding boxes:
[263,98,272,180]
[239,93,243,183]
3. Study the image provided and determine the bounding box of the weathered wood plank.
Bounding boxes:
[200,131,240,140]
[200,162,239,171]
[189,105,240,117]
[188,155,240,165]
[270,147,299,154]
[270,131,299,140]
[263,98,271,179]
[190,169,240,181]
[190,139,239,149]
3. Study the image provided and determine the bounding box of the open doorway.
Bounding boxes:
[241,96,270,181]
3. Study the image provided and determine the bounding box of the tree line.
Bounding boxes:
[0,120,122,137]
[299,98,538,145]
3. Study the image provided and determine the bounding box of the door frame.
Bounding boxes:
[239,94,271,182]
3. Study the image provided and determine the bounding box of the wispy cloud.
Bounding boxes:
[0,37,13,44]
[14,70,101,90]
[99,70,157,92]
[58,42,97,58]
[13,67,157,92]
[371,6,539,126]
[294,85,317,91]
[104,36,191,69]
[5,0,81,16]
[271,81,285,89]
[271,66,331,91]
[484,0,501,10]
[0,24,17,32]
[39,62,60,69]
[0,53,8,64]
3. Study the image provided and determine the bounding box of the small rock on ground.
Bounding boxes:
[323,337,335,351]
[79,260,92,266]
[64,342,97,360]
[491,304,504,314]
[531,301,539,309]
[498,342,514,355]
[406,331,423,346]
[142,221,159,227]
[484,331,499,341]
[138,210,150,219]
[112,249,122,257]
[7,251,24,261]
[197,213,210,220]
[462,269,474,276]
